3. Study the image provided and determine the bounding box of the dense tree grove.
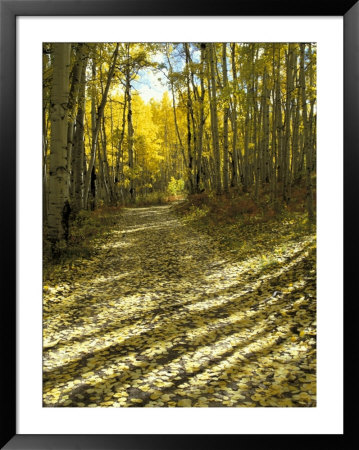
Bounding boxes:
[43,42,316,247]
[43,42,317,409]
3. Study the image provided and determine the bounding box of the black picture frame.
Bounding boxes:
[1,0,356,448]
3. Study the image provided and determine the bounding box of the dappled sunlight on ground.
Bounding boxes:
[43,204,316,407]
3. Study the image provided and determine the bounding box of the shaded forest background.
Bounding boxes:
[43,42,316,257]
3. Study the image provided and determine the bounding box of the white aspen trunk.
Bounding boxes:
[230,43,239,189]
[196,45,206,193]
[184,43,196,194]
[274,46,283,206]
[222,43,229,193]
[291,98,300,182]
[243,109,250,192]
[114,93,127,201]
[270,44,277,202]
[253,85,259,197]
[300,43,314,222]
[47,43,71,244]
[126,69,135,202]
[66,44,87,189]
[283,44,294,203]
[166,49,188,172]
[43,103,50,224]
[308,44,316,174]
[100,117,113,204]
[208,43,221,195]
[71,59,87,213]
[291,57,300,186]
[260,68,270,185]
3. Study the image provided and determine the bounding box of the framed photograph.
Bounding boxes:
[1,0,355,448]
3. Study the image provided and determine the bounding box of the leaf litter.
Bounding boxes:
[43,203,316,407]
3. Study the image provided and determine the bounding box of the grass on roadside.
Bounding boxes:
[173,186,316,256]
[43,206,123,274]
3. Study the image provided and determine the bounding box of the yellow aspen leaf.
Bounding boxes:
[114,392,128,398]
[178,399,192,407]
[100,401,114,406]
[82,372,95,378]
[43,338,61,349]
[150,391,162,400]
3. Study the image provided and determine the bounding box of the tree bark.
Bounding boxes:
[300,43,314,222]
[283,44,294,203]
[230,43,239,189]
[208,43,221,195]
[71,57,87,214]
[47,43,71,244]
[222,43,229,193]
[126,64,135,202]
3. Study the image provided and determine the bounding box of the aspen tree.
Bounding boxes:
[114,92,127,202]
[71,58,87,213]
[195,43,206,193]
[222,43,230,193]
[184,43,195,194]
[230,43,239,189]
[300,43,314,222]
[67,44,87,189]
[165,46,188,174]
[47,43,71,244]
[283,44,294,203]
[291,46,301,184]
[208,43,221,195]
[43,44,52,224]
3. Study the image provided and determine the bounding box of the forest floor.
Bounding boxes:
[43,200,316,407]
